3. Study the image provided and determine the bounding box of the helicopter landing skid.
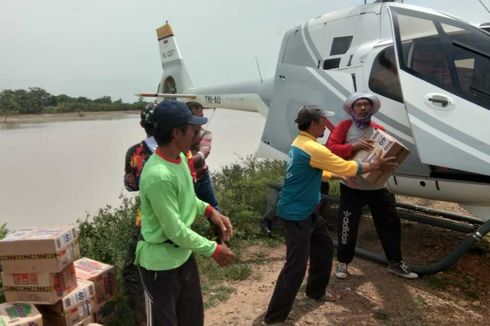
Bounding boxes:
[259,184,489,276]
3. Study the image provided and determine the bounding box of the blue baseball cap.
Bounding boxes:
[152,100,207,129]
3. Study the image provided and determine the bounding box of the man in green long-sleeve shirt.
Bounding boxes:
[135,100,235,326]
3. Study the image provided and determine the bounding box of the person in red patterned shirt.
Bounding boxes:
[186,102,220,211]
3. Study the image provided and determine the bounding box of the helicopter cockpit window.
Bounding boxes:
[440,23,490,108]
[397,15,453,91]
[392,8,490,110]
[368,46,403,102]
[330,36,353,56]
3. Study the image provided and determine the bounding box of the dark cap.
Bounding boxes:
[294,105,335,125]
[152,100,208,129]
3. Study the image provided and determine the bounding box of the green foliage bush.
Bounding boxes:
[199,156,285,239]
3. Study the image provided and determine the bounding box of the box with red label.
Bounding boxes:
[0,302,43,326]
[37,278,95,314]
[74,258,116,309]
[0,226,80,273]
[1,263,77,304]
[352,129,410,187]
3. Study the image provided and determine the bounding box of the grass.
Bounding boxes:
[203,285,236,308]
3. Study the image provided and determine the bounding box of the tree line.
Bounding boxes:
[0,87,146,121]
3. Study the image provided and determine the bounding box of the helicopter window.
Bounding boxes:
[392,8,490,110]
[368,46,403,102]
[323,58,341,70]
[440,23,490,108]
[396,15,454,91]
[330,36,353,56]
[409,40,453,91]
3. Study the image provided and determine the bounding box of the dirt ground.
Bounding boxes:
[205,197,490,325]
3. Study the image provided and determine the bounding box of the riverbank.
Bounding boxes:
[0,110,139,125]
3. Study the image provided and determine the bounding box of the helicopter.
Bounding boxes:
[141,0,489,230]
[142,0,489,224]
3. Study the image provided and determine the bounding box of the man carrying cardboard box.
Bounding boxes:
[326,92,418,279]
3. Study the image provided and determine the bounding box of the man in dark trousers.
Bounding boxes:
[326,91,418,280]
[263,105,397,325]
[135,100,235,326]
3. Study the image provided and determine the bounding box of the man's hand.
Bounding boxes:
[380,156,398,172]
[208,209,233,242]
[192,153,205,169]
[352,139,374,152]
[361,150,398,173]
[371,150,398,172]
[213,243,235,267]
[330,173,348,182]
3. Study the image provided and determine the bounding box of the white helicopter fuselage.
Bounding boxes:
[150,2,490,220]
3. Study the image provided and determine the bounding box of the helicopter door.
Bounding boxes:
[389,7,490,176]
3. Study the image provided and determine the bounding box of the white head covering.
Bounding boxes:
[343,92,381,128]
[343,92,381,115]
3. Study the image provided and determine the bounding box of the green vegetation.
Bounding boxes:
[0,87,145,121]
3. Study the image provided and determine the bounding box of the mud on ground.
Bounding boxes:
[205,197,490,325]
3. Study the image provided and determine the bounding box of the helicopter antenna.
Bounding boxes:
[255,56,264,83]
[478,0,490,14]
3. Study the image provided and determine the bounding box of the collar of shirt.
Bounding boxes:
[299,131,318,142]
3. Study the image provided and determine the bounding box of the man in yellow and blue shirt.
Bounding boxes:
[264,105,397,324]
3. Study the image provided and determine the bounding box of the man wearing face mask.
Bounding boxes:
[326,92,418,280]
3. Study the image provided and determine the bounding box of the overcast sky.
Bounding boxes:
[1,0,489,102]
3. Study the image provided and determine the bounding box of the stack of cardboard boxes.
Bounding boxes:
[0,226,116,326]
[73,258,116,325]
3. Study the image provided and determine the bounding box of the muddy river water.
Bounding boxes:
[0,109,265,230]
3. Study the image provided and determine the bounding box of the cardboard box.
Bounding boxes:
[39,298,95,326]
[352,129,410,187]
[38,279,95,314]
[74,258,116,310]
[0,226,79,273]
[0,302,43,326]
[1,263,77,304]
